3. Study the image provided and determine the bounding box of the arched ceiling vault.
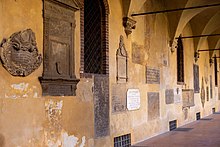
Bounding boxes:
[195,11,220,50]
[172,0,220,50]
[128,0,220,56]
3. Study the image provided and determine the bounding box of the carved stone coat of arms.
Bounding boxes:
[0,29,42,76]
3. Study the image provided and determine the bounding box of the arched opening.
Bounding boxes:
[177,36,184,84]
[80,0,109,77]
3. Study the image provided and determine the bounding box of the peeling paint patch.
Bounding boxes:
[5,83,40,98]
[80,136,86,147]
[11,83,29,92]
[33,92,38,98]
[44,99,86,147]
[62,132,78,147]
[45,99,63,147]
[62,132,86,147]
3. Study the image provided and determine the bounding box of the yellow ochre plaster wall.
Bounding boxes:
[0,0,219,147]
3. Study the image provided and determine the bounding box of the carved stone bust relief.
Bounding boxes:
[39,0,80,96]
[0,29,42,76]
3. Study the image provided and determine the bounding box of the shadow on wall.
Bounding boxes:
[0,134,5,147]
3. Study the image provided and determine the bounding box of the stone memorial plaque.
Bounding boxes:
[146,66,160,84]
[218,91,220,100]
[94,75,109,138]
[174,88,182,103]
[39,0,80,96]
[127,89,140,111]
[210,75,213,98]
[165,89,174,104]
[148,92,160,120]
[117,57,127,81]
[218,86,220,100]
[132,42,145,65]
[116,35,128,83]
[193,64,200,93]
[182,89,194,107]
[206,86,209,101]
[201,78,205,107]
[112,84,126,113]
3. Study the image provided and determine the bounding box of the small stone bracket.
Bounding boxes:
[169,39,177,53]
[123,17,136,36]
[194,51,200,63]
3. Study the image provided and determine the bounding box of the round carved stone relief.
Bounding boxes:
[0,29,42,76]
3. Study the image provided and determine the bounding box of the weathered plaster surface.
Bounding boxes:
[0,0,219,146]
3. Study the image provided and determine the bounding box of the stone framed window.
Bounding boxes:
[80,0,109,77]
[177,36,184,84]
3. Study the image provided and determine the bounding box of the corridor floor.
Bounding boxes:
[132,112,220,147]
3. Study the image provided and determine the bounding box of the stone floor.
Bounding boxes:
[132,112,220,147]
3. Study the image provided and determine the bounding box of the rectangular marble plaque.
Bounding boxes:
[182,89,194,107]
[127,89,140,111]
[148,92,160,120]
[112,84,126,113]
[94,75,109,138]
[165,89,174,104]
[193,64,200,93]
[146,66,160,84]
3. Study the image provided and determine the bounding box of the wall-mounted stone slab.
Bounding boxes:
[116,35,128,83]
[165,89,174,104]
[132,42,145,65]
[148,92,160,120]
[39,0,79,96]
[182,89,194,107]
[193,64,200,93]
[146,66,160,84]
[112,84,126,113]
[206,86,209,101]
[210,75,212,98]
[201,77,205,107]
[94,75,109,138]
[127,89,140,111]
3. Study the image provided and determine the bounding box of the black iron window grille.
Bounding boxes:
[84,0,101,74]
[212,108,216,114]
[114,134,131,147]
[81,0,109,76]
[196,112,201,120]
[169,120,177,131]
